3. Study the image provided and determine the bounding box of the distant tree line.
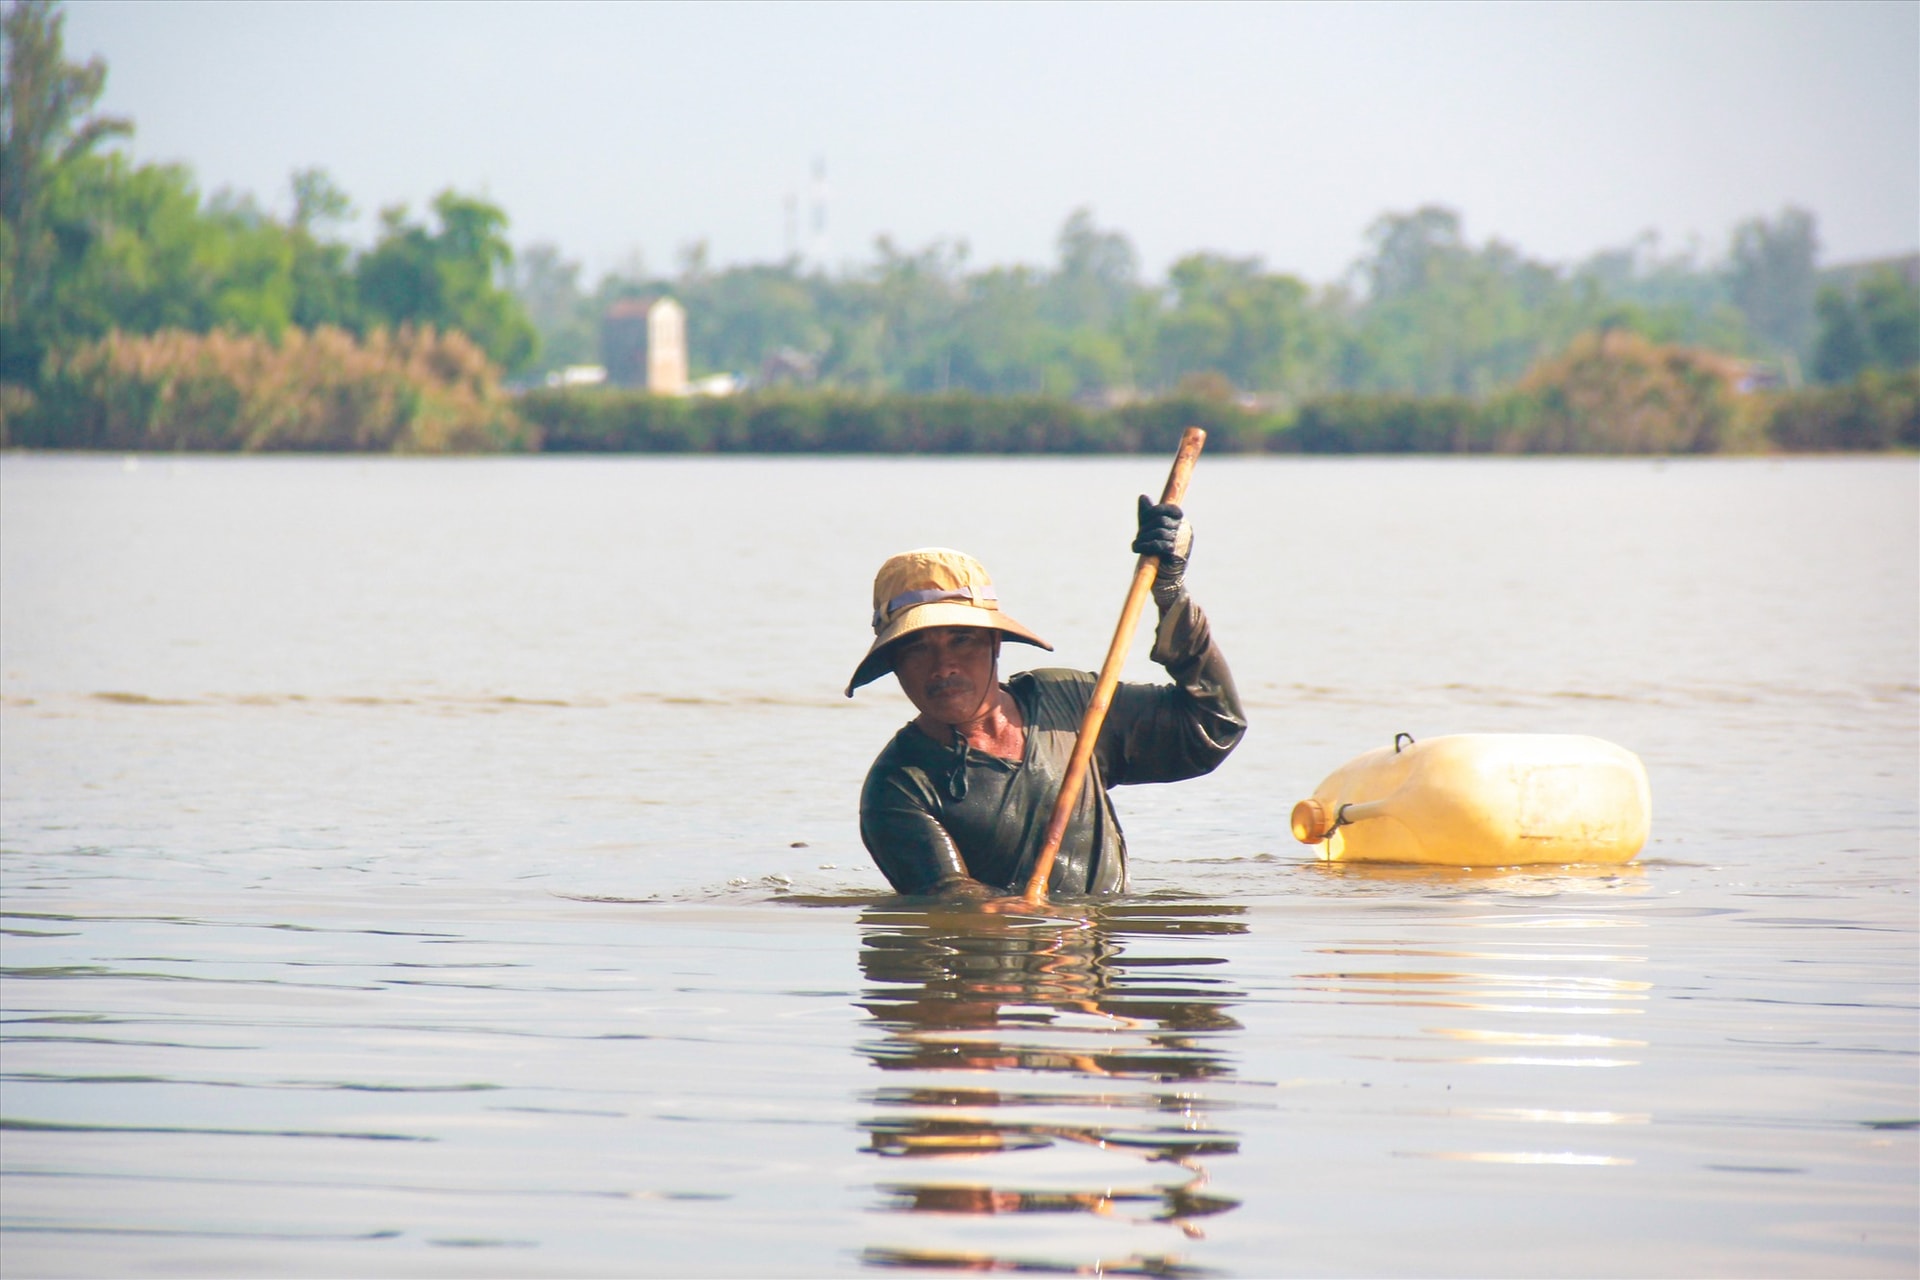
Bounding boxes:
[23,326,1902,454]
[520,205,1916,406]
[514,349,1915,456]
[2,0,1915,455]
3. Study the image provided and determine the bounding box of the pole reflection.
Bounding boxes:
[855,901,1249,1275]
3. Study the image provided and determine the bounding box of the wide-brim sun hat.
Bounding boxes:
[846,547,1052,696]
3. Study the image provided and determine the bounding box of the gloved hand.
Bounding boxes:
[1132,494,1193,596]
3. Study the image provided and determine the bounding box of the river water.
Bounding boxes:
[1,452,1914,1277]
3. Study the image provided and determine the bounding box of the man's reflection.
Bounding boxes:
[855,901,1247,1266]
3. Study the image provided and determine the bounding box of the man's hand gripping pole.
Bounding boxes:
[1021,427,1207,905]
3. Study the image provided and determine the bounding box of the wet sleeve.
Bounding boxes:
[860,765,975,895]
[1095,588,1248,786]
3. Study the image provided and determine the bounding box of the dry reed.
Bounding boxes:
[25,326,536,452]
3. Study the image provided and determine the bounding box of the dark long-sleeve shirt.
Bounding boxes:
[858,590,1246,897]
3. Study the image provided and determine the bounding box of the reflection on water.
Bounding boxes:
[1301,860,1650,897]
[1289,901,1661,1174]
[854,901,1250,1275]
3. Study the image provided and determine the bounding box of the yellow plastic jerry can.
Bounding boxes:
[1290,733,1651,866]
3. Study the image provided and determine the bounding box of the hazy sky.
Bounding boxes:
[65,0,1920,284]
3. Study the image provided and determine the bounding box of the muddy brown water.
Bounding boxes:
[2,453,1914,1276]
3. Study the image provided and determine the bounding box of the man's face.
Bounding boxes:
[892,626,999,726]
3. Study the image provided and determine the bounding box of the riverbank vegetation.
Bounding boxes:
[11,320,1908,454]
[515,356,1915,456]
[2,0,1914,455]
[10,325,532,452]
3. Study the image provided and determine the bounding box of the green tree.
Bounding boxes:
[193,190,296,334]
[824,236,967,391]
[33,155,208,338]
[1573,232,1753,352]
[509,242,596,373]
[670,258,829,381]
[1,3,359,376]
[1045,207,1138,331]
[286,166,356,330]
[1813,284,1872,383]
[1341,206,1587,396]
[1857,266,1920,371]
[0,0,129,380]
[945,264,1063,395]
[31,154,315,342]
[1152,253,1325,396]
[1363,205,1465,302]
[1813,265,1920,383]
[357,190,536,372]
[1726,207,1818,359]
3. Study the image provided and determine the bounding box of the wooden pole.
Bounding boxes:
[1022,427,1207,904]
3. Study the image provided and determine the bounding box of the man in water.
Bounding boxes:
[847,499,1246,900]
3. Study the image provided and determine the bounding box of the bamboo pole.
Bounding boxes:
[1021,427,1207,904]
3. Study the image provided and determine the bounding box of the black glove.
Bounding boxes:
[1132,494,1192,594]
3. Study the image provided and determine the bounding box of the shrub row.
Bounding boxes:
[520,389,1275,455]
[5,327,1913,455]
[522,364,1912,457]
[521,383,1753,456]
[1763,369,1920,451]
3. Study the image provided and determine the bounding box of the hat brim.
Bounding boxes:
[845,601,1052,697]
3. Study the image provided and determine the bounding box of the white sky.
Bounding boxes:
[64,0,1920,284]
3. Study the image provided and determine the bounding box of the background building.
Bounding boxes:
[601,297,687,394]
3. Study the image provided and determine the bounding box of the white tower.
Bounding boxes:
[646,298,687,396]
